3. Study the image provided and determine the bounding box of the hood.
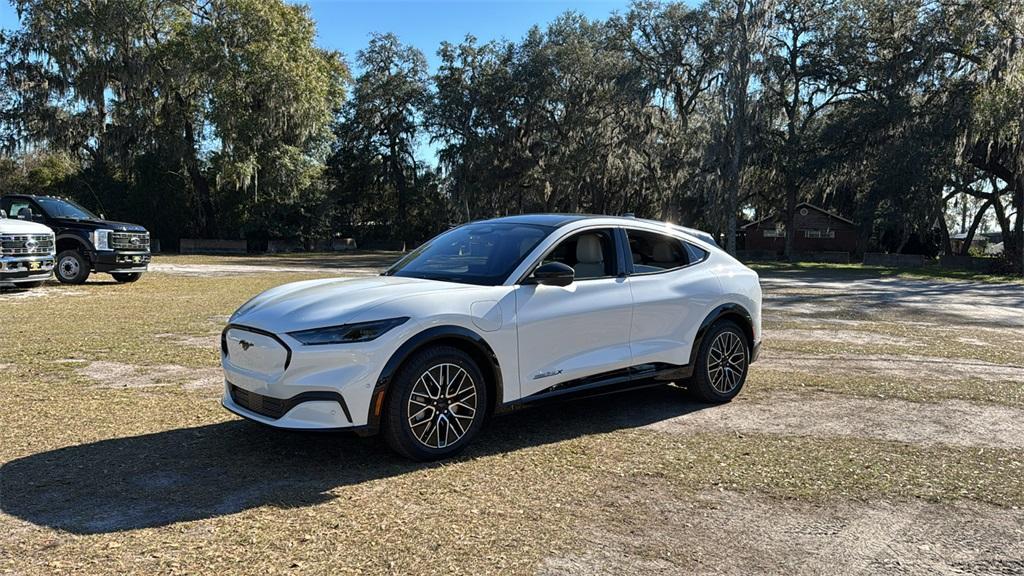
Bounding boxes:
[230,275,473,333]
[48,217,147,232]
[0,217,54,235]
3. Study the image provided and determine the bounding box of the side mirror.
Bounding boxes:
[16,208,33,220]
[530,262,575,287]
[0,209,6,219]
[100,213,106,220]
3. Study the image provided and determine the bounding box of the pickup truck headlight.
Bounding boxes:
[288,317,409,346]
[92,229,113,251]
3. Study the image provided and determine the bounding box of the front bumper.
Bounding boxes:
[93,250,150,273]
[220,323,411,431]
[0,255,55,285]
[222,382,356,430]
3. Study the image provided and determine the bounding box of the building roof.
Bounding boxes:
[741,202,856,229]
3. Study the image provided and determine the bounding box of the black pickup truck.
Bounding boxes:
[0,194,151,284]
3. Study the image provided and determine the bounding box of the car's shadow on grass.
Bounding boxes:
[1,386,709,534]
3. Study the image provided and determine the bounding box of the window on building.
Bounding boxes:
[803,229,835,239]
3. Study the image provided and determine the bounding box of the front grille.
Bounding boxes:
[0,233,55,256]
[111,231,150,251]
[230,384,289,419]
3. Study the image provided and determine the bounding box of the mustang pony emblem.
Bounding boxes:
[239,339,255,351]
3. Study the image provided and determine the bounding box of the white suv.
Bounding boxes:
[221,214,762,460]
[0,209,56,289]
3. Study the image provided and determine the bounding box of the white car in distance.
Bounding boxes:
[221,214,762,460]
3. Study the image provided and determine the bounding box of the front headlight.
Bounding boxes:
[93,229,113,251]
[288,317,409,346]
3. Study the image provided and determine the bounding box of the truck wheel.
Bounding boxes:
[112,273,141,283]
[56,250,91,284]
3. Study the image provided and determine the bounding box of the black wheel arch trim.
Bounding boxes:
[55,233,94,252]
[688,303,757,366]
[368,324,504,433]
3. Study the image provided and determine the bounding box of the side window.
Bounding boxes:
[627,229,690,273]
[8,200,35,220]
[541,228,617,280]
[685,242,709,264]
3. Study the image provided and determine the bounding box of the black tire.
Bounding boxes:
[382,346,488,461]
[55,250,91,284]
[112,272,142,283]
[687,320,750,403]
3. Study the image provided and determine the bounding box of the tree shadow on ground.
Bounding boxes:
[1,386,708,535]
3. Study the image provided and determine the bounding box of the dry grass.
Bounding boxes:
[2,260,1023,575]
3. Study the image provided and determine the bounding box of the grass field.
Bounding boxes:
[2,255,1023,575]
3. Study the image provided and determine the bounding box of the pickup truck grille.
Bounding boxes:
[0,233,55,256]
[111,231,150,251]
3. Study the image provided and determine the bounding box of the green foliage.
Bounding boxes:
[0,0,1021,272]
[1,0,347,242]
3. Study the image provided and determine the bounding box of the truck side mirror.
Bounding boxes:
[16,207,33,220]
[0,209,6,219]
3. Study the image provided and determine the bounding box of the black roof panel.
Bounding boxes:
[480,213,593,227]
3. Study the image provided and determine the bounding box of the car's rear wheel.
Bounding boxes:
[383,346,488,461]
[55,250,90,284]
[687,320,750,403]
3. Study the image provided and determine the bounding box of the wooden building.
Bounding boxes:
[742,203,858,255]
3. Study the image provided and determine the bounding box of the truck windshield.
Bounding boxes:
[386,222,552,286]
[35,197,98,220]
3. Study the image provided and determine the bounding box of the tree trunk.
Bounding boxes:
[181,116,217,238]
[960,199,992,256]
[388,137,408,245]
[1014,178,1024,275]
[938,210,953,256]
[783,180,798,260]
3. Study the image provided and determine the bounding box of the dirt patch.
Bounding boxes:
[77,361,221,390]
[541,488,1024,576]
[766,328,911,347]
[648,391,1024,450]
[156,332,220,350]
[0,287,87,300]
[761,351,1024,383]
[760,274,1024,327]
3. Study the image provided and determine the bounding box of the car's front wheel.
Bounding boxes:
[687,320,750,403]
[383,346,488,461]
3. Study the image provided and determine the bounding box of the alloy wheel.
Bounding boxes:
[707,331,747,394]
[407,362,478,449]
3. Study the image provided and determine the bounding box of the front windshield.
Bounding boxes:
[387,222,552,286]
[35,197,99,220]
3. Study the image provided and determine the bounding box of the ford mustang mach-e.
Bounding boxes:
[221,214,762,460]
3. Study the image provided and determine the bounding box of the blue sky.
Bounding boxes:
[300,0,632,71]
